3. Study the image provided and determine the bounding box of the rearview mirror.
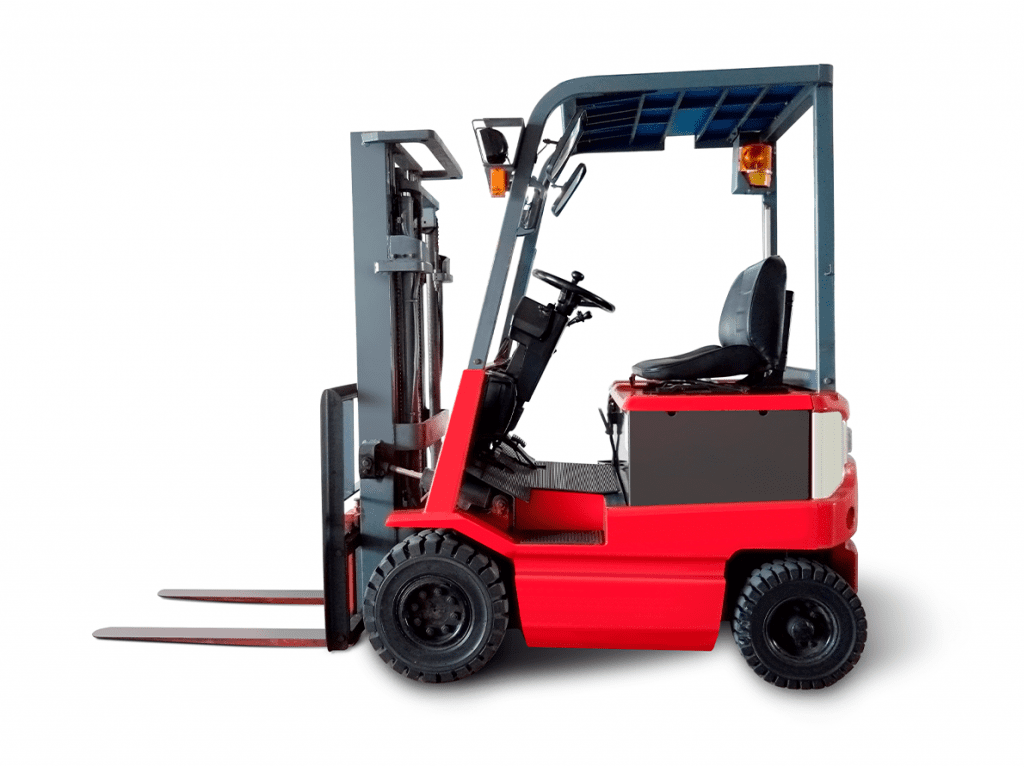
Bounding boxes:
[542,109,586,186]
[551,164,586,217]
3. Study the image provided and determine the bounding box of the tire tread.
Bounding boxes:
[364,529,509,683]
[732,557,867,689]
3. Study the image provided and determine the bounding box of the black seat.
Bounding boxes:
[633,256,787,382]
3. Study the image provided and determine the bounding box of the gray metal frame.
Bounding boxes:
[348,130,461,599]
[320,383,359,650]
[467,64,837,392]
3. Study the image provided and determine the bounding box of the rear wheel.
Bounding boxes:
[732,558,866,689]
[364,529,509,683]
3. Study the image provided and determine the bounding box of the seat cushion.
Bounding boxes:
[632,344,765,381]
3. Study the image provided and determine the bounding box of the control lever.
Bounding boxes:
[567,310,592,327]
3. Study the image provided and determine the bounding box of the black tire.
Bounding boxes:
[732,558,867,689]
[364,529,509,683]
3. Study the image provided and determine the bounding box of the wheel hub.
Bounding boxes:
[399,579,469,646]
[766,597,837,662]
[786,615,815,643]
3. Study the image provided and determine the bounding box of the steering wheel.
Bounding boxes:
[532,269,615,313]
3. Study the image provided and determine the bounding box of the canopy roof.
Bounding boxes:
[570,82,810,152]
[546,65,831,154]
[468,65,837,391]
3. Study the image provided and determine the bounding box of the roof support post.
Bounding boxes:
[468,123,542,368]
[812,84,837,391]
[762,193,778,258]
[762,144,778,259]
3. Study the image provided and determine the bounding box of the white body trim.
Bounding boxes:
[811,411,848,499]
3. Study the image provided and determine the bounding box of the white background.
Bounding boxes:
[2,2,1020,764]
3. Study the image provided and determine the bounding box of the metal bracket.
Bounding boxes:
[359,410,449,479]
[375,259,432,274]
[359,130,463,180]
[375,235,432,273]
[358,440,388,479]
[394,410,449,451]
[433,256,453,285]
[388,234,427,258]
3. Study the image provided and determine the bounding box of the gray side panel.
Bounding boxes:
[628,410,810,505]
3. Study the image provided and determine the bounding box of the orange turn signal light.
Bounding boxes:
[490,167,509,198]
[739,143,773,188]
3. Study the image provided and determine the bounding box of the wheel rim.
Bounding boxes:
[764,596,838,664]
[397,576,471,648]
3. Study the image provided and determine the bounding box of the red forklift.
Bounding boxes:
[96,64,865,690]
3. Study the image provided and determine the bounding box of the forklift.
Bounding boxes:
[96,64,866,690]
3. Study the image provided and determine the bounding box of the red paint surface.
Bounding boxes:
[347,550,357,614]
[826,539,859,591]
[610,380,813,412]
[388,461,859,651]
[810,390,851,420]
[388,372,859,652]
[346,506,359,614]
[422,368,486,519]
[514,489,605,532]
[610,381,852,421]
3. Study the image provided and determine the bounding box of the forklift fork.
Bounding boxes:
[93,384,361,649]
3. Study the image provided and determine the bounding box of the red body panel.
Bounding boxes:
[514,489,606,531]
[422,368,486,519]
[394,371,859,651]
[611,381,813,412]
[611,380,850,417]
[810,389,851,419]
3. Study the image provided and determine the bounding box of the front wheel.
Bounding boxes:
[364,530,509,683]
[732,558,867,689]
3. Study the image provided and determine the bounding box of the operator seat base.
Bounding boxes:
[633,256,787,382]
[632,344,765,381]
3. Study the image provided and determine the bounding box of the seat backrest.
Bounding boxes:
[718,255,787,366]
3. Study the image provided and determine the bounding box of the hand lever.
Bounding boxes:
[567,310,592,327]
